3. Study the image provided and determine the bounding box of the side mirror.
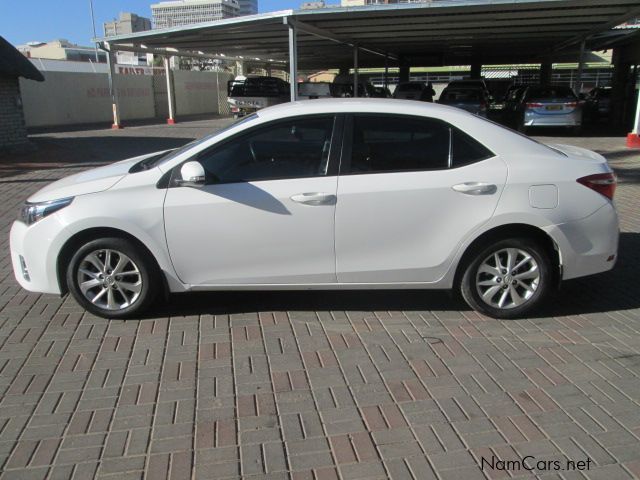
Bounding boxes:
[177,161,205,187]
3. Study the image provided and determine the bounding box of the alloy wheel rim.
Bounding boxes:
[475,247,540,310]
[77,249,142,311]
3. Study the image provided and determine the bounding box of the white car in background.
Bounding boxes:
[10,99,618,319]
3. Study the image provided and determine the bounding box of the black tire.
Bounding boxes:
[460,238,553,319]
[66,237,158,319]
[571,125,582,136]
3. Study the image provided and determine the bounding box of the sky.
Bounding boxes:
[0,0,334,47]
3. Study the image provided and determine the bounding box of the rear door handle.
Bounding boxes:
[290,192,336,205]
[452,182,497,195]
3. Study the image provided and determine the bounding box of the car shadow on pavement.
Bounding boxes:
[540,232,640,317]
[144,232,639,319]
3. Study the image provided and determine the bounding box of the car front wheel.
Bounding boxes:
[66,237,158,319]
[460,238,552,319]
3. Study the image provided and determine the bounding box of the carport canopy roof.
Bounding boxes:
[101,0,640,70]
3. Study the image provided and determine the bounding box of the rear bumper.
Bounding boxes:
[524,110,581,127]
[544,202,619,280]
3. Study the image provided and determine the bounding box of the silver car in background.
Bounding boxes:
[516,85,582,134]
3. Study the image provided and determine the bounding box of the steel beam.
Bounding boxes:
[354,45,359,98]
[164,56,176,125]
[284,17,397,62]
[574,40,586,92]
[105,48,122,129]
[288,22,298,101]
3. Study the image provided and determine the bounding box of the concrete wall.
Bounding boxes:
[173,70,232,116]
[19,70,231,128]
[20,71,155,127]
[0,75,29,149]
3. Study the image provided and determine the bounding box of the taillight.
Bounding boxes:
[577,172,617,200]
[526,102,543,108]
[564,102,577,108]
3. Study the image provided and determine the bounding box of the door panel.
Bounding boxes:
[164,177,337,285]
[163,114,341,286]
[335,159,507,283]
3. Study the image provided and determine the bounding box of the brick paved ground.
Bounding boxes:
[0,119,639,479]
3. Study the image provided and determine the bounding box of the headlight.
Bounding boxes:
[19,197,73,226]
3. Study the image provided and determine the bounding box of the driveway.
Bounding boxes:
[0,119,639,480]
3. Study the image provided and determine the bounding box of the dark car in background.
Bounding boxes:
[584,86,612,122]
[227,76,290,117]
[438,86,490,117]
[393,81,435,101]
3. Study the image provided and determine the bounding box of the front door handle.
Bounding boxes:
[290,192,336,205]
[452,182,497,195]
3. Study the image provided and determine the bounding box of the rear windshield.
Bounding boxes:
[298,83,332,96]
[228,78,289,97]
[527,86,576,100]
[398,83,424,92]
[441,89,483,101]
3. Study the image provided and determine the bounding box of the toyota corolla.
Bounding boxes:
[10,99,618,319]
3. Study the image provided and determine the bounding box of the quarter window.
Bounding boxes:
[451,128,494,167]
[194,116,334,184]
[349,115,450,173]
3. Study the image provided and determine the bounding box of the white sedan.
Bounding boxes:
[10,99,618,319]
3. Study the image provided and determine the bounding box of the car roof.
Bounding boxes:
[256,98,466,120]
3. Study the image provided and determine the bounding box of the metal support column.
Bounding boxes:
[574,40,586,93]
[628,67,640,147]
[288,23,298,101]
[164,56,176,125]
[384,54,389,90]
[353,45,359,98]
[540,61,552,85]
[106,49,122,129]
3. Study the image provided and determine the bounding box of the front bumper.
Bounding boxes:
[10,219,65,295]
[545,202,619,281]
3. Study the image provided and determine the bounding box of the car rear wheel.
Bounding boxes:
[460,238,552,319]
[66,237,158,319]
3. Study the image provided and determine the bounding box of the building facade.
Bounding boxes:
[340,0,432,5]
[151,0,241,28]
[301,1,326,9]
[17,40,106,63]
[238,0,258,16]
[0,36,44,151]
[104,12,152,37]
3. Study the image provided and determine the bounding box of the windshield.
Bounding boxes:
[441,89,483,101]
[130,114,259,171]
[398,83,424,92]
[527,86,576,100]
[299,83,331,96]
[228,77,289,97]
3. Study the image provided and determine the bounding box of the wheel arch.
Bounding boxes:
[56,227,169,297]
[453,223,561,290]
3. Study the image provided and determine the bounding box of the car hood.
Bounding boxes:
[28,151,163,203]
[547,143,607,164]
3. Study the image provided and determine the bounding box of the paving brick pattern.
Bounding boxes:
[0,123,639,479]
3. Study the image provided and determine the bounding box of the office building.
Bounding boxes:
[151,0,241,28]
[16,39,106,63]
[104,12,152,37]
